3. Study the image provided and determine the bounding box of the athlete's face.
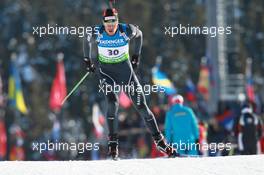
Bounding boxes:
[104,21,118,35]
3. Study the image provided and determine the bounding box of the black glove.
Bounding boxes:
[131,54,140,70]
[84,57,96,72]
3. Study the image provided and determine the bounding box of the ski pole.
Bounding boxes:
[61,72,90,105]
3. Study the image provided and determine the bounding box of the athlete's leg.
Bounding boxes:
[105,91,119,160]
[99,68,119,159]
[127,72,161,137]
[105,90,119,137]
[127,71,179,157]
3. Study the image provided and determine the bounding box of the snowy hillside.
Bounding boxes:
[1,155,264,175]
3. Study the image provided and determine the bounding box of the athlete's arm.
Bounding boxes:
[126,24,143,69]
[83,33,94,59]
[83,32,96,72]
[126,24,143,55]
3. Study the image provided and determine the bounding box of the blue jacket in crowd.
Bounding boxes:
[165,104,199,155]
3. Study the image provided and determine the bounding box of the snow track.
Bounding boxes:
[1,155,264,175]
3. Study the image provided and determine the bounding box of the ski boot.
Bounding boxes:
[107,134,119,160]
[153,133,179,157]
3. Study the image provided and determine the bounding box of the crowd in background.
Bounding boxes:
[0,0,263,160]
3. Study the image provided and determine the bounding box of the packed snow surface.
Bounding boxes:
[1,155,264,175]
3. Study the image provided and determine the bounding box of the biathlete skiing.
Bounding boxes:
[83,7,178,160]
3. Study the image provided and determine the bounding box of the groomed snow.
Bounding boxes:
[1,155,264,175]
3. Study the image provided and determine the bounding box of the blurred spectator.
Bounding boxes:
[165,95,199,155]
[207,118,224,156]
[260,135,264,154]
[237,103,263,155]
[9,123,25,160]
[198,121,207,156]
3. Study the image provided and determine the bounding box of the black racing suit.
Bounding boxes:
[238,112,263,155]
[83,24,162,141]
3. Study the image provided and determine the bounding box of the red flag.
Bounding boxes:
[92,103,105,138]
[185,78,197,102]
[0,120,7,159]
[197,57,210,101]
[119,91,132,109]
[49,59,67,112]
[246,81,255,103]
[245,58,255,103]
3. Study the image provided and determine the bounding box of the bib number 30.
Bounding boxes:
[108,49,119,56]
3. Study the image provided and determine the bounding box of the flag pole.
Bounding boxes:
[61,72,90,105]
[109,0,116,8]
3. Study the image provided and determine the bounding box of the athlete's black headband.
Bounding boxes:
[103,8,118,23]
